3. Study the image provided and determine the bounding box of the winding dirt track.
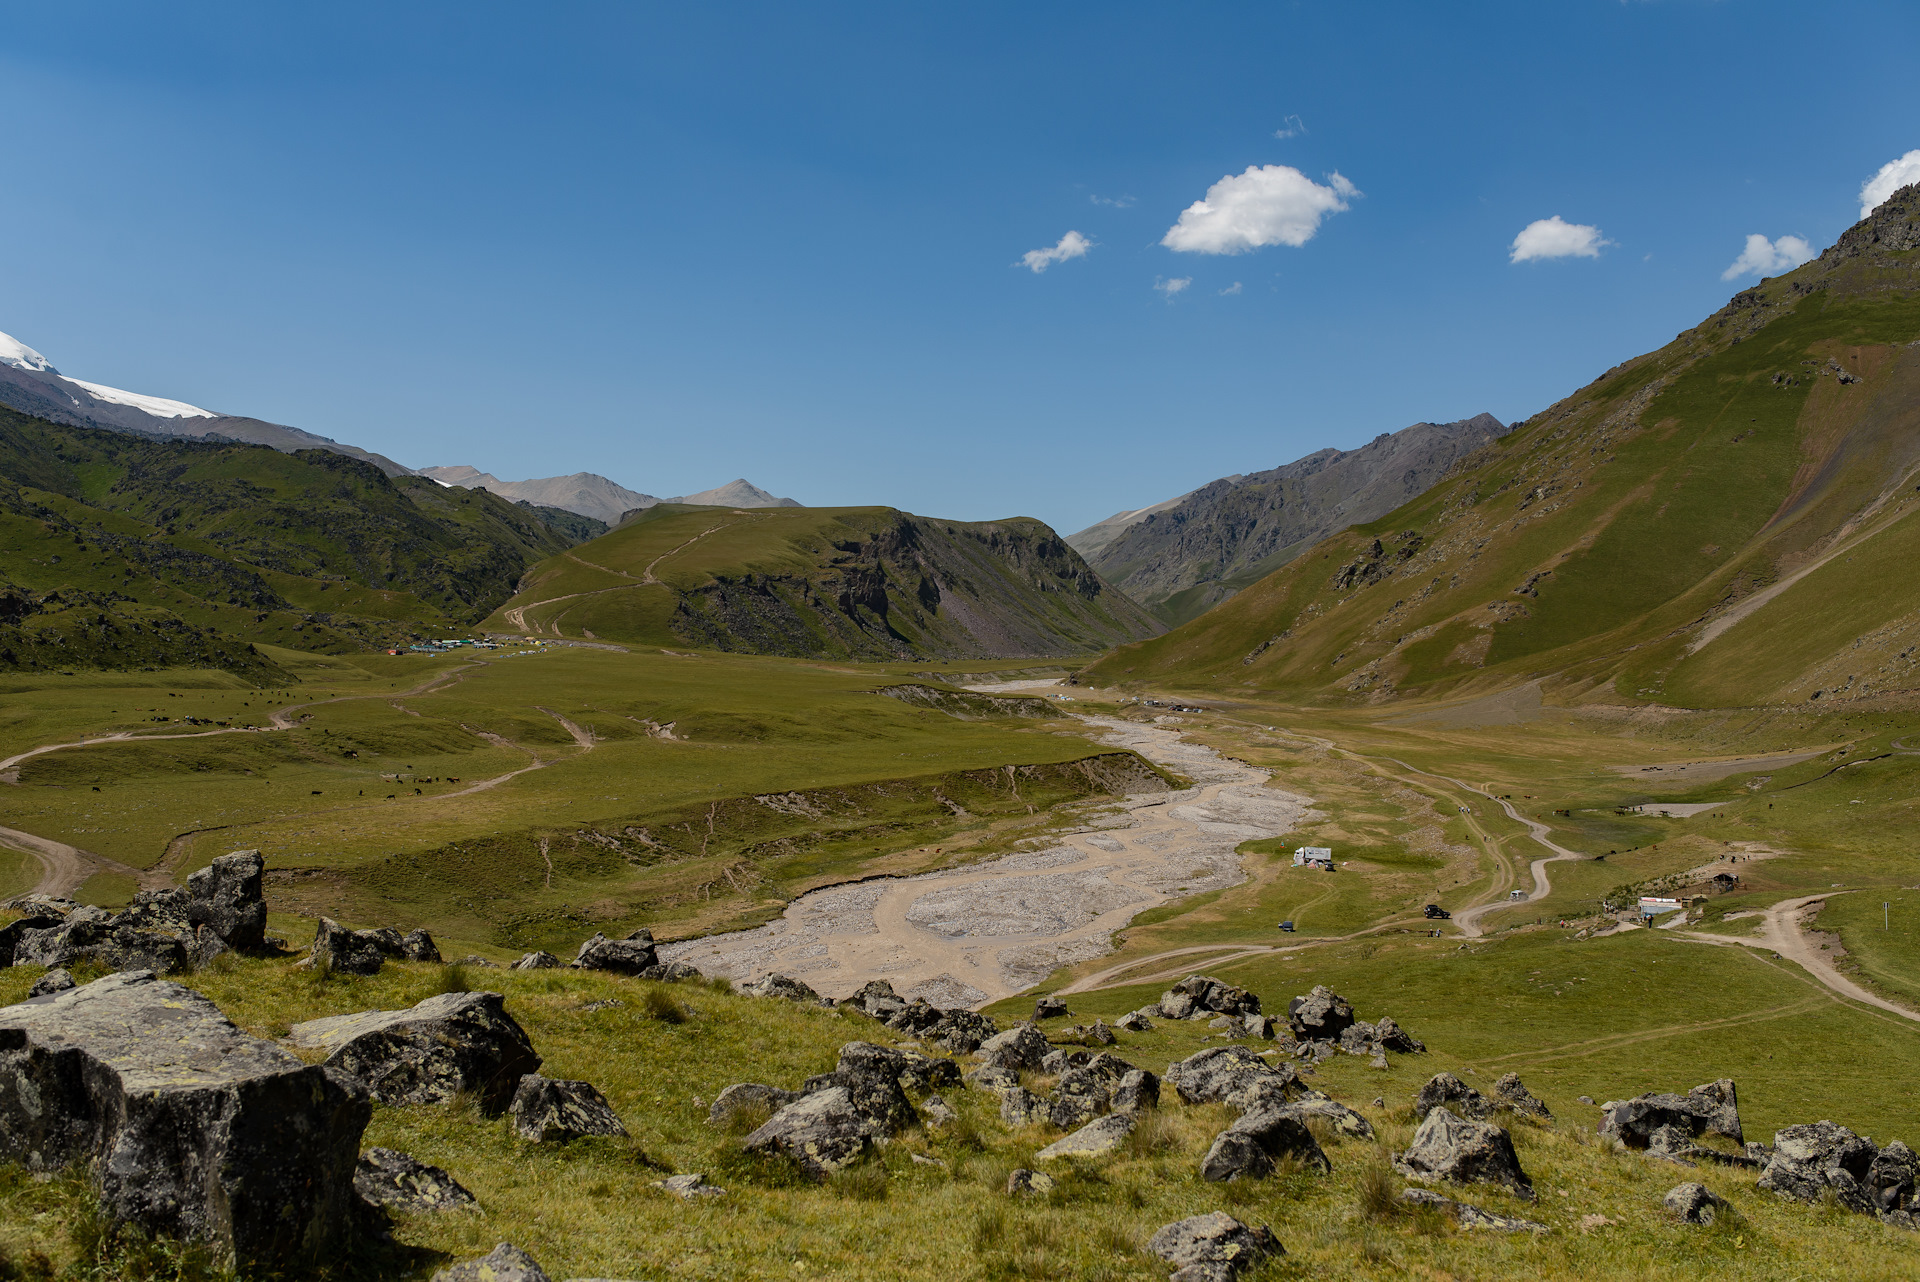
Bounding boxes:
[1674,892,1920,1025]
[501,517,750,634]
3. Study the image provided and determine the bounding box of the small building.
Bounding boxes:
[1639,896,1684,918]
[1292,846,1335,871]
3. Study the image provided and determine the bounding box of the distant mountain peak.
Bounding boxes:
[0,330,54,374]
[671,478,802,508]
[418,466,659,525]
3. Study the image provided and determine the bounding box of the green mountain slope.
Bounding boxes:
[0,409,596,675]
[489,503,1166,659]
[1085,183,1920,709]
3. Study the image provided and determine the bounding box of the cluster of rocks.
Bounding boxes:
[1416,1071,1553,1124]
[306,916,442,975]
[558,927,702,982]
[843,978,1000,1053]
[0,850,270,975]
[1125,977,1424,1070]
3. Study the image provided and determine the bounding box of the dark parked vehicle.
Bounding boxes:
[1423,904,1451,920]
[1278,921,1295,933]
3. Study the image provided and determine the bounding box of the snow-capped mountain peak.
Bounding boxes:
[0,330,54,373]
[58,375,216,420]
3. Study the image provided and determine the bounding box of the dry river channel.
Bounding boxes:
[659,715,1313,1008]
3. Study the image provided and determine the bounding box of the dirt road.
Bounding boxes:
[659,715,1312,1007]
[1677,892,1920,1025]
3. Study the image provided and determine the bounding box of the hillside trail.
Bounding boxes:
[660,715,1314,1008]
[1674,892,1920,1025]
[499,516,754,634]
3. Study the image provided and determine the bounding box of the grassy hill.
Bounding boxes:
[0,409,597,676]
[487,503,1165,660]
[1082,183,1920,710]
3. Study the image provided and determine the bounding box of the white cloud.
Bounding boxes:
[1161,165,1359,255]
[1859,149,1920,219]
[1273,115,1307,140]
[1019,230,1092,273]
[1509,215,1611,263]
[1720,233,1815,281]
[1154,276,1192,298]
[1090,193,1136,208]
[1219,281,1243,295]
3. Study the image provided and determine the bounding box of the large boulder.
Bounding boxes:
[1600,1079,1743,1148]
[843,979,908,1021]
[1035,1112,1135,1159]
[1200,1108,1330,1182]
[401,929,442,963]
[1757,1121,1879,1214]
[738,971,819,1002]
[0,971,369,1271]
[1286,985,1354,1040]
[1393,1106,1534,1200]
[1147,1212,1282,1282]
[1664,1182,1728,1225]
[186,850,268,951]
[431,1243,550,1282]
[803,1043,922,1134]
[741,1086,876,1178]
[1034,995,1070,1020]
[10,915,189,975]
[354,1148,480,1214]
[1491,1073,1552,1121]
[510,1074,629,1143]
[1414,1072,1491,1121]
[573,930,659,976]
[975,1023,1050,1071]
[1166,1045,1291,1106]
[1112,1067,1161,1114]
[288,990,542,1115]
[1869,1140,1920,1216]
[310,917,386,976]
[707,1082,802,1126]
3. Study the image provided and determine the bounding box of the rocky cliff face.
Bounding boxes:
[1082,414,1509,624]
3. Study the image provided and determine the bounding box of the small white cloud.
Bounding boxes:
[1273,115,1307,140]
[1219,281,1243,295]
[1161,166,1359,255]
[1090,193,1136,208]
[1018,230,1093,273]
[1154,276,1192,299]
[1720,233,1815,281]
[1509,215,1611,263]
[1859,149,1920,219]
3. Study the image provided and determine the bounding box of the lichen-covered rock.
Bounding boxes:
[573,931,659,976]
[1285,1097,1374,1140]
[26,967,75,997]
[638,960,705,982]
[511,1074,629,1142]
[653,1172,726,1199]
[310,916,385,975]
[1393,1106,1534,1199]
[1049,1066,1109,1129]
[186,850,267,951]
[1172,973,1262,1017]
[1158,989,1198,1020]
[1664,1181,1727,1225]
[741,1086,875,1178]
[289,990,542,1116]
[354,1147,480,1213]
[1147,1212,1281,1282]
[1373,1016,1424,1053]
[114,887,193,934]
[1167,1045,1289,1105]
[1116,1011,1153,1032]
[1201,1108,1330,1181]
[1400,1188,1547,1232]
[805,1042,920,1135]
[833,1040,960,1096]
[1005,1168,1055,1196]
[707,1082,803,1126]
[880,998,998,1054]
[1414,1072,1491,1122]
[1491,1073,1552,1121]
[1112,1068,1161,1114]
[431,1242,550,1282]
[1001,1088,1049,1127]
[1034,995,1069,1020]
[513,950,562,970]
[1036,1112,1135,1160]
[844,979,906,1020]
[922,1094,957,1125]
[1600,1079,1743,1148]
[1286,985,1354,1040]
[738,971,819,1002]
[1869,1140,1919,1215]
[401,929,442,963]
[0,971,368,1271]
[11,917,189,975]
[1758,1120,1879,1213]
[975,1023,1050,1071]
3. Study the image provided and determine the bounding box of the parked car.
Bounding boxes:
[1423,904,1451,920]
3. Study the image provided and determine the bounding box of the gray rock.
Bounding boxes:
[1034,995,1069,1020]
[922,1094,957,1125]
[1758,1120,1878,1214]
[1201,1107,1330,1181]
[432,1242,550,1282]
[1158,989,1198,1020]
[1223,1072,1298,1115]
[310,916,384,975]
[0,971,368,1271]
[1373,1015,1425,1053]
[964,1063,1020,1093]
[1005,1168,1055,1196]
[653,1172,725,1198]
[401,929,443,963]
[1049,1066,1108,1129]
[1147,1212,1282,1282]
[842,978,906,1020]
[1036,1112,1135,1159]
[1112,1068,1160,1114]
[186,850,268,951]
[1400,1187,1547,1232]
[1172,973,1262,1017]
[26,968,74,997]
[1647,1124,1698,1166]
[832,1040,959,1096]
[288,990,542,1116]
[112,887,193,934]
[511,1074,628,1142]
[1168,1045,1291,1105]
[11,917,189,975]
[1286,985,1354,1040]
[1414,1071,1491,1122]
[1116,1011,1153,1032]
[742,1086,875,1178]
[513,950,562,970]
[1285,1097,1375,1140]
[1664,1181,1727,1225]
[362,927,409,957]
[644,960,705,982]
[1491,1072,1552,1121]
[707,1082,803,1126]
[573,932,659,976]
[1086,1019,1117,1046]
[975,1023,1050,1071]
[456,954,499,967]
[1393,1106,1535,1199]
[1869,1140,1919,1215]
[1599,1079,1743,1148]
[354,1147,480,1213]
[1000,1087,1050,1127]
[737,971,818,1001]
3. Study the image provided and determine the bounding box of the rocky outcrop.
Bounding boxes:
[401,928,442,963]
[1399,1188,1547,1232]
[1393,1106,1534,1199]
[1200,1108,1330,1182]
[975,1023,1051,1071]
[1286,985,1354,1040]
[1664,1181,1728,1225]
[1034,995,1069,1019]
[1758,1121,1883,1214]
[738,972,820,1002]
[707,1082,802,1126]
[1338,1015,1425,1056]
[1157,974,1261,1021]
[9,909,190,975]
[1166,1045,1293,1105]
[739,1041,936,1178]
[289,990,542,1116]
[1146,1212,1282,1282]
[863,995,998,1054]
[431,1242,551,1282]
[1490,1072,1551,1120]
[1600,1079,1743,1148]
[310,917,386,975]
[741,1087,878,1178]
[573,929,659,976]
[186,849,268,951]
[1036,1113,1135,1159]
[510,1074,629,1143]
[0,971,369,1270]
[354,1148,480,1214]
[513,950,562,970]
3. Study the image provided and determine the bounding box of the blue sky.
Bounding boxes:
[2,2,1917,536]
